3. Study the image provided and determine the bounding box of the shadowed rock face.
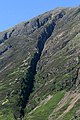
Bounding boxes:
[0,7,80,120]
[14,10,65,120]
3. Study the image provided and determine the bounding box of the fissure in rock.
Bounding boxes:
[14,12,65,120]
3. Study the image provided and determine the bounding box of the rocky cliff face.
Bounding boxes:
[0,7,80,120]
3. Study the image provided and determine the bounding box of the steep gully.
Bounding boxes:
[14,12,65,120]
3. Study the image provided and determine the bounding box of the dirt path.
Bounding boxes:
[56,93,80,120]
[49,91,80,120]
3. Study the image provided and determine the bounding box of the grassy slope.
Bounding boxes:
[24,7,80,120]
[0,7,80,120]
[25,91,64,120]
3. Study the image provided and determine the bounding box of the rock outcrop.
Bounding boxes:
[0,7,80,120]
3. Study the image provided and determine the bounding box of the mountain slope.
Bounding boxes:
[0,7,80,120]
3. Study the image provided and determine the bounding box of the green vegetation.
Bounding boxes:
[0,7,80,120]
[26,91,64,120]
[62,101,80,120]
[0,108,14,120]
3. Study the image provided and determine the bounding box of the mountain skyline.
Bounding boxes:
[0,6,80,120]
[0,0,80,32]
